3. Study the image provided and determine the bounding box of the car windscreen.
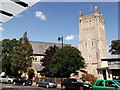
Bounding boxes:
[1,76,7,78]
[8,76,14,78]
[115,80,120,86]
[70,79,78,82]
[45,79,51,82]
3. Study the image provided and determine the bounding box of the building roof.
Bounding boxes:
[101,55,120,61]
[30,41,70,55]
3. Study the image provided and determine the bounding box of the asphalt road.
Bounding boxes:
[0,84,61,90]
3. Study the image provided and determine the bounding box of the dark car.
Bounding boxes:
[61,78,92,90]
[13,78,32,86]
[36,79,57,88]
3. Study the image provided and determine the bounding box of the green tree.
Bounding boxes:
[11,32,33,76]
[109,40,120,55]
[40,45,59,77]
[2,32,33,76]
[49,45,85,78]
[2,39,19,75]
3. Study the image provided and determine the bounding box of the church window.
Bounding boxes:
[33,58,34,61]
[92,41,94,46]
[85,42,87,47]
[86,21,88,28]
[35,57,37,61]
[89,20,91,26]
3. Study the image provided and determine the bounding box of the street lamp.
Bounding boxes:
[57,37,63,48]
[57,37,64,77]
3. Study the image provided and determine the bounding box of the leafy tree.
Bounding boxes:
[109,40,120,55]
[11,32,33,76]
[49,45,85,78]
[2,39,19,75]
[2,32,33,76]
[40,45,59,77]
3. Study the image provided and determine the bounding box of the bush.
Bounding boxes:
[82,73,97,84]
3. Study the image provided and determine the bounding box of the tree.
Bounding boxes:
[11,32,33,76]
[2,39,19,75]
[49,45,85,78]
[40,45,59,77]
[2,32,33,76]
[109,40,120,55]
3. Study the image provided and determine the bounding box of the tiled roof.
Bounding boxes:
[30,41,70,54]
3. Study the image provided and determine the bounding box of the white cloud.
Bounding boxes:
[65,35,75,41]
[35,11,46,21]
[0,27,4,31]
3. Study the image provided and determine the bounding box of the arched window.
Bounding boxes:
[92,41,94,46]
[85,42,87,47]
[89,20,91,26]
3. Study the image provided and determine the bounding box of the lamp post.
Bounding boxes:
[57,37,63,48]
[57,37,64,77]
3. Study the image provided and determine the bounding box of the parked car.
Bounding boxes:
[92,80,120,90]
[0,75,15,84]
[61,78,92,90]
[114,80,120,85]
[36,79,57,88]
[13,78,32,86]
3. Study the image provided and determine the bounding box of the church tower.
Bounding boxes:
[78,6,108,77]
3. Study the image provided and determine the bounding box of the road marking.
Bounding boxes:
[5,86,14,88]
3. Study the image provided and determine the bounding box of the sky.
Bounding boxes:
[1,2,118,48]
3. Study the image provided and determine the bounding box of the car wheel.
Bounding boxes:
[62,85,66,90]
[36,83,39,87]
[79,87,83,90]
[13,82,16,85]
[23,82,26,86]
[8,80,11,84]
[46,84,50,88]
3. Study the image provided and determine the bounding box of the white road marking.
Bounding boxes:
[4,86,14,88]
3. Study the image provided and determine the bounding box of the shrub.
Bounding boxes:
[82,73,97,84]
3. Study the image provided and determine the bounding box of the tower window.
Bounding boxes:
[85,42,87,47]
[89,20,91,26]
[92,41,94,46]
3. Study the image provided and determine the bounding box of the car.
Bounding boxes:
[0,75,15,84]
[92,80,120,90]
[36,79,57,88]
[114,80,120,85]
[61,78,92,90]
[12,78,32,86]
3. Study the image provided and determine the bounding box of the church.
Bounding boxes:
[30,6,120,80]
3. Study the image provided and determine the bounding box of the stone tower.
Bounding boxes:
[78,6,108,77]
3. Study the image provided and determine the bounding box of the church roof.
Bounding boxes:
[30,41,70,55]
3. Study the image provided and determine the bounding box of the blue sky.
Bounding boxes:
[2,2,118,48]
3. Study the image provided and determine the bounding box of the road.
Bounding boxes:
[0,83,61,90]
